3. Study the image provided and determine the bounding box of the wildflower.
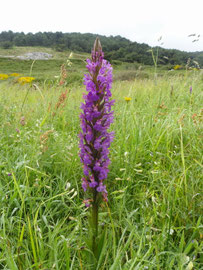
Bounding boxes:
[56,90,68,109]
[186,261,193,270]
[79,38,114,257]
[10,73,20,77]
[83,199,93,207]
[124,97,132,102]
[17,77,35,85]
[79,38,114,203]
[0,74,9,80]
[16,128,20,133]
[7,173,12,176]
[173,65,182,70]
[190,86,192,94]
[178,114,185,126]
[67,59,72,67]
[20,116,26,126]
[59,64,67,86]
[159,102,167,109]
[40,130,53,152]
[52,90,68,116]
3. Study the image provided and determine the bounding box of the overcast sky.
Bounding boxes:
[1,0,202,52]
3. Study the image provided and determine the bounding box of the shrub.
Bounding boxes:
[114,70,149,81]
[0,41,13,49]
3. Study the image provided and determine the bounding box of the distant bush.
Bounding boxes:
[114,70,149,81]
[111,60,122,66]
[123,62,141,70]
[0,41,13,49]
[54,44,67,52]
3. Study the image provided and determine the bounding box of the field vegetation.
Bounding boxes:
[0,47,202,269]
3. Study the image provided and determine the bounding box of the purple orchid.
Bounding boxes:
[79,38,114,203]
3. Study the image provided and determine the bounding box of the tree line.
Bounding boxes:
[0,31,202,67]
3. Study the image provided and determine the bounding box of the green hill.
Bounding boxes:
[0,31,202,67]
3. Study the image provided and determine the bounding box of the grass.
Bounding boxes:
[0,46,89,84]
[0,56,202,269]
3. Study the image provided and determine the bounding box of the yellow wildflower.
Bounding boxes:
[10,73,20,77]
[173,65,182,70]
[17,77,35,85]
[124,97,132,102]
[0,74,9,80]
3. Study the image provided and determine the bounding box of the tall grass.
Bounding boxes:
[0,71,202,269]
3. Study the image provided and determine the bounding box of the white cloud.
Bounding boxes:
[1,0,202,51]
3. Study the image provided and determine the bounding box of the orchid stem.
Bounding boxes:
[92,190,98,256]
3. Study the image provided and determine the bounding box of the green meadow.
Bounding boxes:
[0,48,202,269]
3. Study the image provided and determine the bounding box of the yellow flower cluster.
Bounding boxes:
[124,97,132,102]
[0,74,9,80]
[173,65,182,70]
[10,73,20,77]
[17,77,35,85]
[0,73,35,85]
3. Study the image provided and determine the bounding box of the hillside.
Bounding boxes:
[0,31,203,67]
